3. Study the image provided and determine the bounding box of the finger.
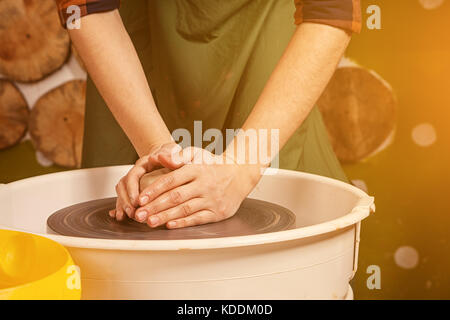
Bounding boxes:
[135,181,201,223]
[166,210,216,229]
[153,146,196,170]
[146,198,207,228]
[124,164,147,207]
[115,180,135,219]
[136,153,167,175]
[115,197,125,221]
[138,165,197,206]
[108,209,116,218]
[118,154,160,208]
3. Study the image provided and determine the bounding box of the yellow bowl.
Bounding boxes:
[0,229,81,300]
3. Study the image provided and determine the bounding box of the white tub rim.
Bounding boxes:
[1,167,374,251]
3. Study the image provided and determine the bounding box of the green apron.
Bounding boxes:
[82,0,348,182]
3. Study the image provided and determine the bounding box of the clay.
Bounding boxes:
[47,197,296,240]
[139,168,172,192]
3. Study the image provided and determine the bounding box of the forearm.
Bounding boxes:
[69,10,172,156]
[226,23,350,174]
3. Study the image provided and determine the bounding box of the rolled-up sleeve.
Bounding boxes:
[294,0,361,33]
[55,0,120,28]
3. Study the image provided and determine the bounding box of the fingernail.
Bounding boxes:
[167,221,176,228]
[149,216,159,226]
[136,211,147,222]
[108,210,115,217]
[125,207,132,216]
[140,196,149,205]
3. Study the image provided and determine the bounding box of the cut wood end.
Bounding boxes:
[0,79,29,150]
[317,66,397,163]
[29,80,86,168]
[0,0,70,82]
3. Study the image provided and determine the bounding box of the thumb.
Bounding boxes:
[159,146,196,169]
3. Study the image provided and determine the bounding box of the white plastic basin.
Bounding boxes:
[0,166,374,300]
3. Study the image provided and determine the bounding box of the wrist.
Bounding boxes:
[223,150,264,192]
[147,139,176,155]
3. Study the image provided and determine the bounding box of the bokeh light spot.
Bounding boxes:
[418,0,445,10]
[394,246,419,269]
[411,123,437,147]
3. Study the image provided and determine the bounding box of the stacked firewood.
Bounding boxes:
[0,0,86,168]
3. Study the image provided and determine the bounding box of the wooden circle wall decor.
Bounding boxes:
[0,0,70,82]
[29,80,86,168]
[0,79,29,150]
[317,66,397,163]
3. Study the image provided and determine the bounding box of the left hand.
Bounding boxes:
[134,147,261,229]
[109,142,181,221]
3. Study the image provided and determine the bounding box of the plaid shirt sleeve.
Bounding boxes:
[294,0,361,33]
[55,0,120,28]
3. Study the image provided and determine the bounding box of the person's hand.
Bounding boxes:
[133,147,261,229]
[109,142,181,221]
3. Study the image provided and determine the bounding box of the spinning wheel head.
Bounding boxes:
[47,198,296,240]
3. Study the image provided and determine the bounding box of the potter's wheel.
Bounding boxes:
[47,198,296,240]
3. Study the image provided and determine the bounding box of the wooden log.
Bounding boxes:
[317,66,397,163]
[0,0,70,82]
[29,80,86,168]
[0,79,29,150]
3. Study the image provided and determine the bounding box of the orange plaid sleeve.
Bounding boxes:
[294,0,361,33]
[54,0,120,28]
